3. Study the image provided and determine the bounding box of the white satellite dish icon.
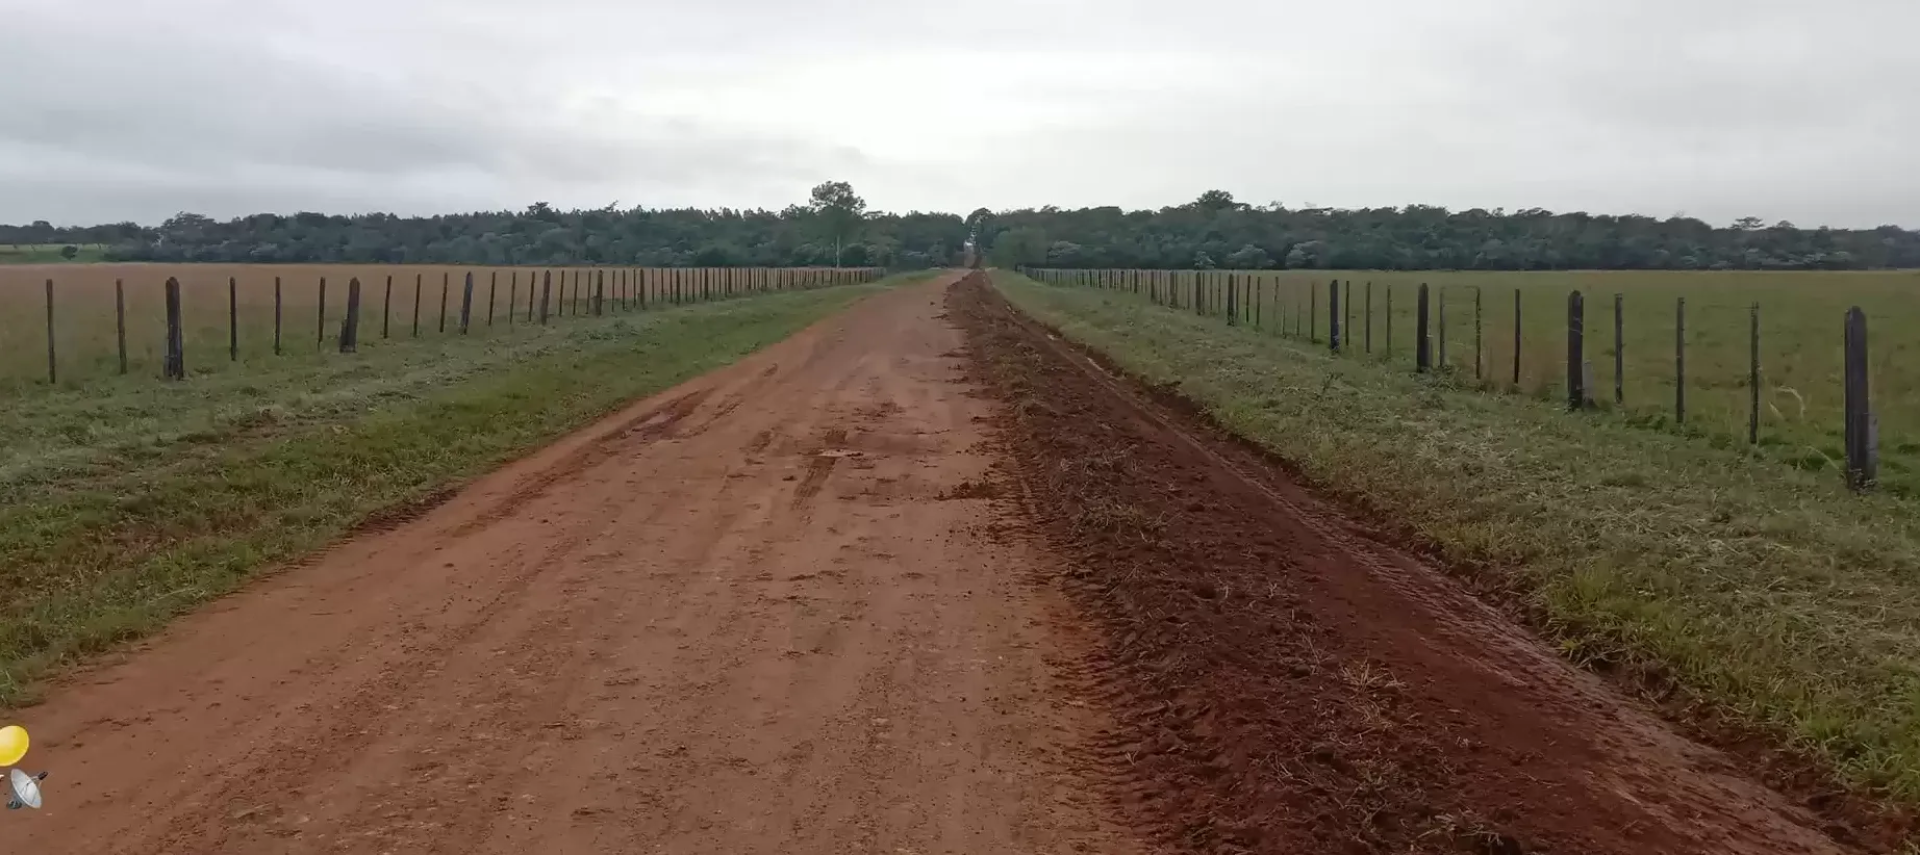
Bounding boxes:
[7,768,46,810]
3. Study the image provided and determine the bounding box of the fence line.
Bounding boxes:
[18,266,882,391]
[1023,267,1883,493]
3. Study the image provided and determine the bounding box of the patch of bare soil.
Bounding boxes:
[950,271,1873,855]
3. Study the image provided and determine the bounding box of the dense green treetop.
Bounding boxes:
[5,187,1916,271]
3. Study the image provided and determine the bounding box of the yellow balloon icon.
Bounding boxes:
[0,726,27,767]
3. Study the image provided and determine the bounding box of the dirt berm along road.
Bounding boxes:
[13,272,1884,854]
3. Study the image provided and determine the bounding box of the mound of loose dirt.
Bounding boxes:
[951,271,1870,855]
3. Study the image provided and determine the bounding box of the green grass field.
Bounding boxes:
[0,272,915,705]
[0,245,108,264]
[994,269,1920,807]
[1040,268,1920,496]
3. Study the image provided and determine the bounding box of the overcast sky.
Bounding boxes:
[2,0,1915,228]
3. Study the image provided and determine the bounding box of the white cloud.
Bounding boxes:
[0,0,1914,226]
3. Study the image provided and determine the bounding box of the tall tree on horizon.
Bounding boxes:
[809,181,867,268]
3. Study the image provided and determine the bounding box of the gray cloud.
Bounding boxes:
[1,0,1914,227]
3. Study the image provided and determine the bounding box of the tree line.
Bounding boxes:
[977,191,1920,271]
[8,186,1920,271]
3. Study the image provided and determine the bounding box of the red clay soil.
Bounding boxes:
[949,272,1877,855]
[12,276,1143,855]
[7,271,1887,855]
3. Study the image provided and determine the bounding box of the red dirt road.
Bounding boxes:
[16,276,1135,854]
[8,273,1883,854]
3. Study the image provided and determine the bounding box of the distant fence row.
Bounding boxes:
[1022,267,1890,494]
[2,266,882,389]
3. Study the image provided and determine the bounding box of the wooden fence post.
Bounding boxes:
[1365,283,1373,353]
[459,271,474,334]
[1244,274,1259,328]
[1844,307,1875,490]
[318,277,328,347]
[1226,273,1238,326]
[1344,280,1352,350]
[1749,303,1761,445]
[382,276,393,339]
[115,278,128,374]
[640,268,649,310]
[488,272,497,326]
[340,278,362,353]
[596,270,606,316]
[1512,289,1522,387]
[228,277,239,362]
[1614,293,1624,404]
[1385,285,1392,355]
[412,274,422,337]
[164,277,185,380]
[1416,284,1431,372]
[1474,286,1484,380]
[1329,279,1342,353]
[1567,291,1586,410]
[527,270,537,321]
[439,273,449,332]
[1675,297,1687,425]
[43,279,56,385]
[540,270,552,324]
[275,277,284,354]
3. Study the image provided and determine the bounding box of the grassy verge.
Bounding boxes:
[991,270,1920,806]
[0,274,921,704]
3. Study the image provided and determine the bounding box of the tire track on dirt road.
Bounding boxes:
[13,273,1141,855]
